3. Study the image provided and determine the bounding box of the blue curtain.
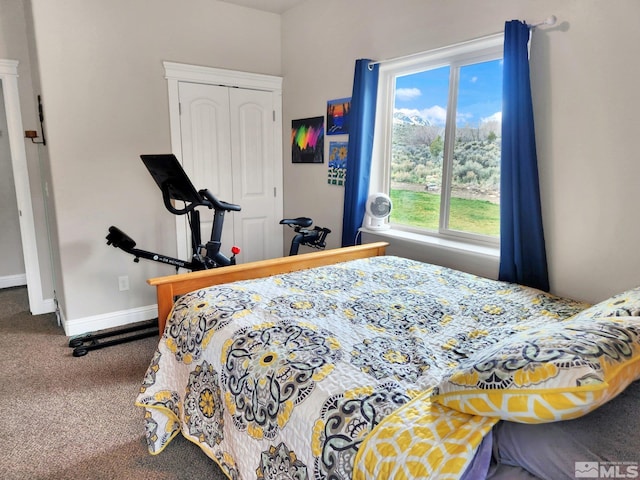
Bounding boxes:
[499,20,549,291]
[341,59,379,246]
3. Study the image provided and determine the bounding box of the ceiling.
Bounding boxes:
[218,0,307,14]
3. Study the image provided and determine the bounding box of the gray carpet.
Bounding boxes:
[0,286,227,480]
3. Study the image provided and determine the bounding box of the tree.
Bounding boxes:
[429,135,444,159]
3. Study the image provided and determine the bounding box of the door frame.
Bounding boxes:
[163,61,283,262]
[0,59,48,313]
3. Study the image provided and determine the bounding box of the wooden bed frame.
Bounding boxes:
[148,241,389,334]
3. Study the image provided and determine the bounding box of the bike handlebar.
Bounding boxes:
[161,185,198,215]
[160,184,241,215]
[200,189,241,212]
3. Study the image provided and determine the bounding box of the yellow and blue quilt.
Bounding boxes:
[136,255,600,479]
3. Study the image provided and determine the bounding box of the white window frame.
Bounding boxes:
[370,33,504,249]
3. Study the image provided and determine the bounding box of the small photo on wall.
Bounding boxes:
[328,141,348,186]
[327,97,351,135]
[292,116,324,163]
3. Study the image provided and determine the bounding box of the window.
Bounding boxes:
[371,34,503,246]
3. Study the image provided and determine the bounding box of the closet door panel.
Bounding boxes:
[230,88,280,263]
[178,82,234,255]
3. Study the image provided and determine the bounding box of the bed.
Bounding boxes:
[136,242,640,479]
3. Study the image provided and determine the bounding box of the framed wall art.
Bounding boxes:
[326,97,351,135]
[328,141,348,186]
[291,116,324,163]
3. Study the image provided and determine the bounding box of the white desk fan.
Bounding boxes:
[363,193,392,230]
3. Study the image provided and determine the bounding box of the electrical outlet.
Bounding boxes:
[118,275,129,291]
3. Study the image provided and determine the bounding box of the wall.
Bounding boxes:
[27,0,282,332]
[281,0,640,303]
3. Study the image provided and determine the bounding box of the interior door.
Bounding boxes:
[178,82,234,259]
[0,81,26,282]
[177,81,282,264]
[0,60,50,314]
[229,87,280,263]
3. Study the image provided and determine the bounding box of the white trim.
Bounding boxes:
[0,273,26,289]
[63,304,159,337]
[164,61,283,91]
[361,229,499,280]
[163,61,284,263]
[0,59,52,315]
[361,227,499,259]
[374,33,504,72]
[40,297,56,313]
[370,34,503,249]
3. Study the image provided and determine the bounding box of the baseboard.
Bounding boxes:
[0,273,27,289]
[63,304,159,337]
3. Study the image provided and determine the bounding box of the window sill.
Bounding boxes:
[360,227,499,278]
[360,227,499,259]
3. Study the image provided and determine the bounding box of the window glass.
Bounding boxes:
[391,66,449,231]
[449,59,502,236]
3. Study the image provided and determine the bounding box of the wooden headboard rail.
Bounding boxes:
[148,241,389,334]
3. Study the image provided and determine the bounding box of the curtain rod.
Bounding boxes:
[367,15,556,71]
[527,15,557,29]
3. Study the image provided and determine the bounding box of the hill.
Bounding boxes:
[391,122,500,197]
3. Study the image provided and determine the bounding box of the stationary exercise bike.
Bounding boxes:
[70,154,241,357]
[280,217,331,255]
[105,154,241,271]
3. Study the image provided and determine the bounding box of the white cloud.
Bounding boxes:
[396,107,422,117]
[395,105,450,126]
[395,87,422,101]
[481,112,502,124]
[422,105,448,125]
[470,76,478,83]
[456,111,474,123]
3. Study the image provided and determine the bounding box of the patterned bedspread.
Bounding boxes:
[135,255,589,479]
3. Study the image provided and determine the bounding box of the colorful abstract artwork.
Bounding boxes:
[327,98,351,135]
[328,141,348,186]
[292,116,324,163]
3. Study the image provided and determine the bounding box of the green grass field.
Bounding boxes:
[389,189,500,237]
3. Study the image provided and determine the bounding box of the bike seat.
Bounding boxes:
[106,226,136,250]
[280,217,313,228]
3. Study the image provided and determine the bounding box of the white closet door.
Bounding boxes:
[178,81,234,258]
[177,81,282,264]
[229,87,280,263]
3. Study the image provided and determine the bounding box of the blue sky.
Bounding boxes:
[395,59,503,127]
